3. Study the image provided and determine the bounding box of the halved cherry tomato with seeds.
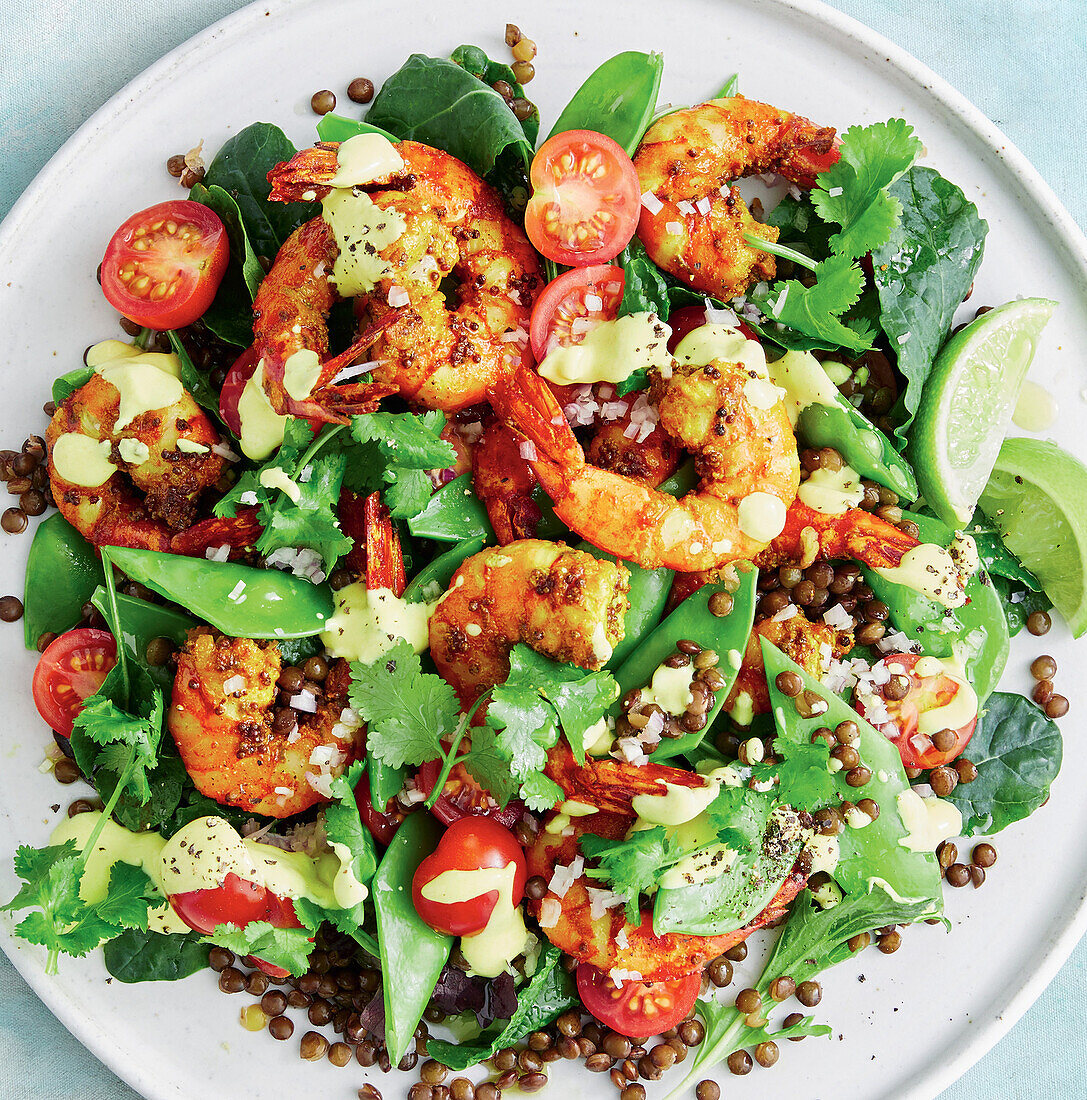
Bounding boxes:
[576,963,701,1039]
[412,816,527,937]
[854,652,978,769]
[100,200,229,330]
[416,759,525,830]
[529,264,624,363]
[32,628,117,736]
[525,131,641,266]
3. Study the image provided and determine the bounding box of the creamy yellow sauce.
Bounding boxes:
[537,312,672,385]
[118,438,150,466]
[282,349,323,403]
[96,357,184,431]
[175,439,208,454]
[259,466,302,504]
[895,789,962,854]
[912,656,979,735]
[329,134,405,187]
[804,833,840,877]
[639,661,695,716]
[581,716,614,757]
[797,464,865,515]
[737,492,787,542]
[672,323,768,378]
[729,690,755,726]
[874,534,979,609]
[51,435,117,487]
[422,864,528,979]
[321,189,406,297]
[631,778,719,826]
[764,348,841,426]
[238,363,289,461]
[321,582,436,663]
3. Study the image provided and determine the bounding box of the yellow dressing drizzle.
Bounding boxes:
[51,435,117,487]
[538,313,672,385]
[321,583,436,663]
[328,134,404,187]
[237,363,289,461]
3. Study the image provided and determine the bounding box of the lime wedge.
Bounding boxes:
[979,437,1087,637]
[909,298,1056,527]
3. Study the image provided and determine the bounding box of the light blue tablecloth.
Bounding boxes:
[1,2,1084,1098]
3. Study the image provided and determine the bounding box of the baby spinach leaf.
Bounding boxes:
[425,944,578,1071]
[52,365,94,405]
[990,576,1052,637]
[450,44,539,145]
[165,330,225,419]
[547,51,664,155]
[367,55,533,183]
[188,181,264,301]
[202,122,319,262]
[104,928,209,983]
[617,237,670,320]
[872,166,987,440]
[948,691,1062,836]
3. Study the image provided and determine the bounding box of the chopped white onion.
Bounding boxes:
[387,285,410,307]
[518,440,538,461]
[291,691,319,714]
[222,675,245,695]
[205,544,231,563]
[640,191,664,215]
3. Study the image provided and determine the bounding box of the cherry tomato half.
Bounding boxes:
[854,652,978,769]
[416,759,525,830]
[219,345,260,436]
[666,304,761,354]
[100,200,229,330]
[411,816,527,937]
[575,964,701,1039]
[32,628,117,736]
[170,872,306,980]
[525,131,641,266]
[529,264,625,363]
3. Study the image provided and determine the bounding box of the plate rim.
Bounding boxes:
[1,1,1085,1098]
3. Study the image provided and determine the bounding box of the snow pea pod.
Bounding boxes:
[407,474,493,542]
[101,546,333,639]
[89,587,194,689]
[52,365,94,405]
[611,567,757,762]
[403,536,488,603]
[547,51,664,155]
[861,510,1009,701]
[316,111,400,145]
[22,513,104,649]
[575,541,671,668]
[372,812,453,1064]
[762,639,943,910]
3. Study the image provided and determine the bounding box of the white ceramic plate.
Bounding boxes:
[1,1,1084,1097]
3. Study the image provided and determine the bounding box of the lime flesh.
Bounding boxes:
[910,297,1056,528]
[979,437,1087,637]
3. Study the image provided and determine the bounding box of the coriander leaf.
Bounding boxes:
[325,761,378,887]
[755,255,874,355]
[766,193,834,259]
[94,862,159,931]
[460,723,522,808]
[810,119,922,258]
[947,691,1061,836]
[582,827,676,922]
[487,685,558,778]
[872,167,987,440]
[351,410,455,470]
[349,641,459,769]
[519,773,564,813]
[203,921,315,976]
[763,737,838,811]
[382,465,435,519]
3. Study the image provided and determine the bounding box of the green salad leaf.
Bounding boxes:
[103,928,210,983]
[203,920,316,976]
[947,691,1062,836]
[325,761,378,888]
[450,44,539,145]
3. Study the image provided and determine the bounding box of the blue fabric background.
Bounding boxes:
[0,2,1084,1097]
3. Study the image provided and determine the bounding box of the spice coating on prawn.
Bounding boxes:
[257,140,543,414]
[46,374,224,551]
[634,96,836,301]
[497,359,800,573]
[169,629,361,818]
[428,539,631,706]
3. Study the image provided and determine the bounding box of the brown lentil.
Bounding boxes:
[347,77,375,103]
[511,60,535,84]
[518,1050,543,1073]
[449,1080,475,1100]
[1045,694,1069,719]
[0,595,24,622]
[735,988,761,1014]
[848,932,871,952]
[67,798,97,817]
[857,797,880,821]
[708,591,734,617]
[796,980,822,1007]
[1030,654,1057,680]
[678,1019,705,1046]
[846,765,872,788]
[878,931,902,954]
[518,1073,548,1093]
[299,1031,329,1061]
[53,758,81,784]
[945,863,971,888]
[727,1049,752,1075]
[2,508,27,534]
[972,842,997,868]
[754,1040,779,1068]
[1033,679,1054,704]
[969,864,986,888]
[310,89,336,114]
[476,1086,499,1100]
[954,758,978,783]
[724,941,747,962]
[769,975,796,1002]
[783,1011,806,1039]
[623,1087,648,1100]
[937,840,958,869]
[1026,610,1052,636]
[586,1053,613,1072]
[707,956,733,987]
[268,1014,294,1040]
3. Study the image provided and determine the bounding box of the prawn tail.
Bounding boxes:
[471,420,542,545]
[171,506,263,559]
[772,499,918,571]
[363,491,406,596]
[266,144,341,203]
[495,365,585,472]
[777,122,840,189]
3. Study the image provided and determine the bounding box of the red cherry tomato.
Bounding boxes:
[355,769,407,846]
[411,816,527,937]
[169,872,271,935]
[219,345,260,435]
[32,628,117,735]
[575,964,701,1039]
[525,131,641,266]
[100,200,229,330]
[170,872,306,980]
[416,759,525,830]
[666,304,761,354]
[853,652,977,769]
[529,264,625,363]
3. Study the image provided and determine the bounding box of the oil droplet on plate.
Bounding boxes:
[1012,380,1058,432]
